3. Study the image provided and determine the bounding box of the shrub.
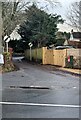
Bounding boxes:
[2,52,15,72]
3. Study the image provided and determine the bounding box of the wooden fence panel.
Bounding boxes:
[53,49,66,67]
[25,48,42,61]
[42,48,66,67]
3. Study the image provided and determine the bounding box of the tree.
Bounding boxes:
[2,0,60,37]
[2,1,30,37]
[18,4,64,49]
[2,0,61,52]
[67,1,81,31]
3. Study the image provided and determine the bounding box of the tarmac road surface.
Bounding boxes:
[1,57,80,118]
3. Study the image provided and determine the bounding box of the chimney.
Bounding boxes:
[70,29,74,40]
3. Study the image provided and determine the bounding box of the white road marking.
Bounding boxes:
[0,102,80,108]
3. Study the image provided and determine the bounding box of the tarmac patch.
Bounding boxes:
[9,85,50,90]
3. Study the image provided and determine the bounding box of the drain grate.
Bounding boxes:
[9,86,50,89]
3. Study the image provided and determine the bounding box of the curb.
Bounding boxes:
[55,67,81,76]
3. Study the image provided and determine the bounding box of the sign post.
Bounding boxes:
[4,35,10,52]
[28,42,33,61]
[5,38,10,52]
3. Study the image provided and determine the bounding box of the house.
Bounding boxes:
[10,25,21,40]
[64,30,81,48]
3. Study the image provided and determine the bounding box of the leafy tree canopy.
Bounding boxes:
[18,4,64,49]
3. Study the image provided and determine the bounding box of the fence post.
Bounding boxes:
[63,49,67,67]
[36,48,37,62]
[53,50,54,65]
[42,47,47,64]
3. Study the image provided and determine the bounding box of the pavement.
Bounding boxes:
[55,67,81,76]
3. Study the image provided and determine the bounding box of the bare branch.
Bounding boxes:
[67,1,81,31]
[2,0,60,36]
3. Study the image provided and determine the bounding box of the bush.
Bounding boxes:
[2,52,15,72]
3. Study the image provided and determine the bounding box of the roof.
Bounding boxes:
[10,30,21,40]
[72,32,81,39]
[10,25,21,40]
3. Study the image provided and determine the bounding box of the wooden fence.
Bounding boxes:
[25,48,42,62]
[42,47,67,67]
[25,47,81,68]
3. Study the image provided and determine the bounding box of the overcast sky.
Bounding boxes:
[57,0,80,32]
[52,0,80,32]
[56,0,80,18]
[18,0,80,32]
[33,0,80,32]
[34,0,80,18]
[45,0,80,32]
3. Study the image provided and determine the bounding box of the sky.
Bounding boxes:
[54,0,80,32]
[7,0,80,32]
[45,0,80,32]
[23,0,80,18]
[55,0,80,19]
[34,0,80,32]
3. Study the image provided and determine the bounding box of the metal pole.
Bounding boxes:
[6,42,8,52]
[0,3,2,120]
[0,2,2,54]
[30,47,31,61]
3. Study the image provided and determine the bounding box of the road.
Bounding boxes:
[1,57,80,119]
